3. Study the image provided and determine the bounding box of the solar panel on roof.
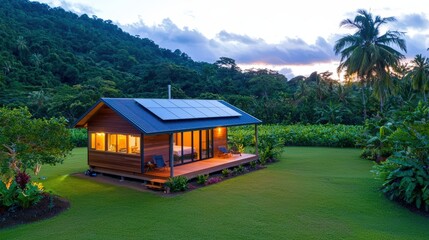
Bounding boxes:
[134,99,241,121]
[196,107,218,117]
[153,99,176,108]
[169,107,194,119]
[183,107,207,118]
[148,107,178,120]
[137,99,161,108]
[170,99,191,108]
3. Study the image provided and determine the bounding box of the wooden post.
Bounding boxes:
[255,124,259,156]
[169,133,174,178]
[140,133,145,173]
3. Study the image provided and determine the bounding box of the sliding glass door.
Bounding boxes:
[173,129,213,165]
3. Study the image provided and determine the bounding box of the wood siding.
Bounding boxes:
[143,134,171,165]
[89,151,141,173]
[213,127,227,156]
[85,105,230,176]
[87,106,140,134]
[87,106,141,174]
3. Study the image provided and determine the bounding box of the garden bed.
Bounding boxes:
[0,193,70,229]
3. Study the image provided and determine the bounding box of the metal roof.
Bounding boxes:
[74,98,262,134]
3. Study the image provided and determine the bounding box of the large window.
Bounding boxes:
[90,133,105,151]
[90,132,140,155]
[173,129,213,165]
[108,134,117,152]
[129,135,141,154]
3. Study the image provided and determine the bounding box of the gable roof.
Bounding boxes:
[74,98,261,134]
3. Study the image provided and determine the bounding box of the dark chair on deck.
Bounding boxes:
[153,155,167,171]
[218,146,232,158]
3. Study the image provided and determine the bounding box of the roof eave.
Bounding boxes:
[72,99,104,128]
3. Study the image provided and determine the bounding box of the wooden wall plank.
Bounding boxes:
[89,151,141,173]
[213,127,227,156]
[143,134,170,165]
[87,106,140,134]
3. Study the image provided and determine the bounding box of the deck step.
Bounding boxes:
[145,178,166,190]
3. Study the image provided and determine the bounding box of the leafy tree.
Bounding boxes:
[334,9,407,116]
[407,54,429,102]
[0,107,73,184]
[248,74,287,98]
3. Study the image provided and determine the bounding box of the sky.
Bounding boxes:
[34,0,429,79]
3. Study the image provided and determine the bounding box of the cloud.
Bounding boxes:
[36,0,96,16]
[217,31,261,44]
[279,67,294,79]
[123,19,217,62]
[403,33,429,58]
[122,19,337,66]
[395,13,429,30]
[225,39,335,65]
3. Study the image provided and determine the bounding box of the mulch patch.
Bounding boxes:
[0,193,70,229]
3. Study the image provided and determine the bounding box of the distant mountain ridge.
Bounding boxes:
[0,0,297,125]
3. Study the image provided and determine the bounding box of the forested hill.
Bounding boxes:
[0,0,295,124]
[2,0,392,126]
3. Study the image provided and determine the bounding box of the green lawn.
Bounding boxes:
[2,147,428,239]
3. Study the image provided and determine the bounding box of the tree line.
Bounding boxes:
[0,1,428,126]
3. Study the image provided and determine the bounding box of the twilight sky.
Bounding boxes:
[34,0,429,79]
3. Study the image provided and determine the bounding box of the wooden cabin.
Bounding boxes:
[74,98,261,180]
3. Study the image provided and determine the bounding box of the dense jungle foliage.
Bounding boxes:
[1,0,427,126]
[1,0,429,214]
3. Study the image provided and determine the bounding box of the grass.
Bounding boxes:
[2,147,429,239]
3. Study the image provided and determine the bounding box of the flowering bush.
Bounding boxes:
[205,177,222,185]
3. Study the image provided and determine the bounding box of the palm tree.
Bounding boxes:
[334,9,407,116]
[30,53,43,68]
[16,36,28,60]
[407,54,429,102]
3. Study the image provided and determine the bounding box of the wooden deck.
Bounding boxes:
[144,153,258,180]
[92,153,258,183]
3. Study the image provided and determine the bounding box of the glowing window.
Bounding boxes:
[129,135,140,154]
[108,134,117,152]
[95,133,105,151]
[90,133,96,149]
[118,134,127,153]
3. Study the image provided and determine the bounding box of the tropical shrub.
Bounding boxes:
[196,174,209,185]
[249,160,257,169]
[359,118,394,161]
[222,168,232,178]
[373,155,429,211]
[258,132,283,163]
[165,176,188,192]
[233,165,246,175]
[0,179,44,209]
[371,102,429,211]
[0,181,18,208]
[16,182,44,208]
